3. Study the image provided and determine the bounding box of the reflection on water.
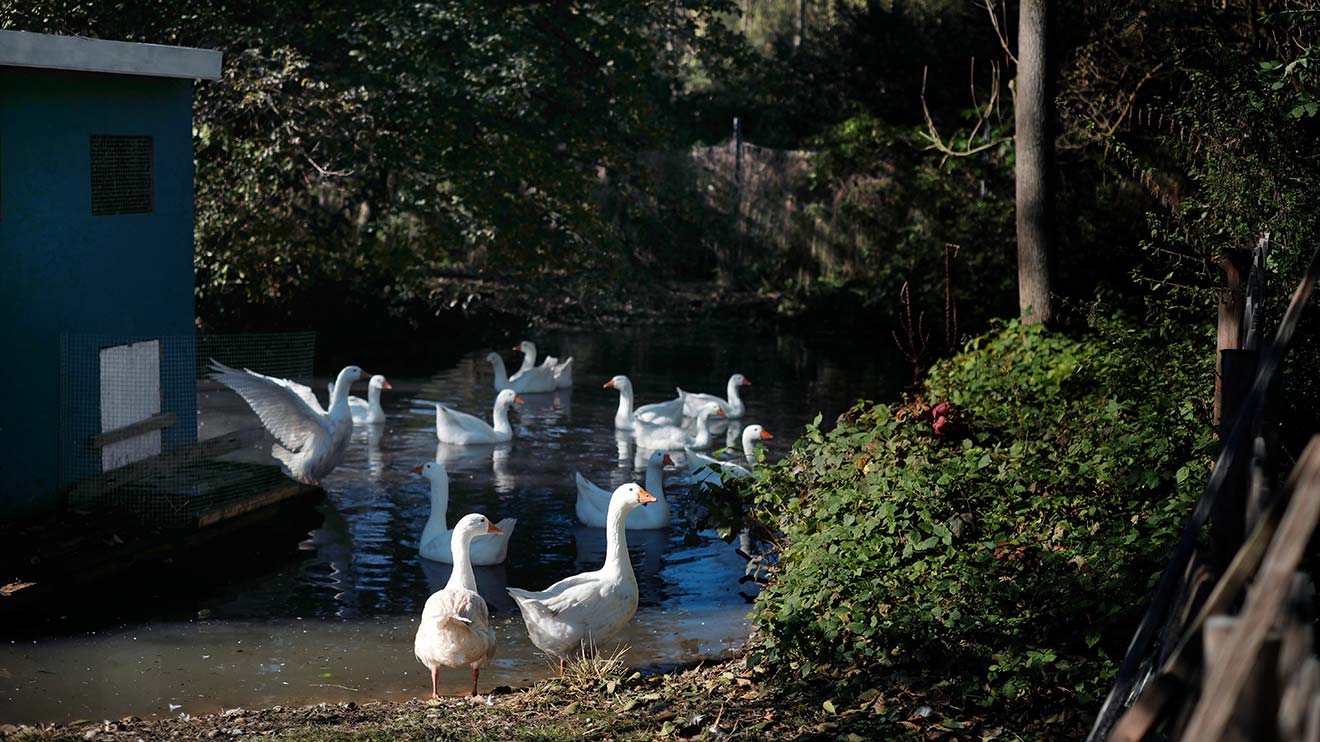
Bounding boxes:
[0,327,901,724]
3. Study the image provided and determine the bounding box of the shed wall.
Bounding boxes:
[0,68,198,517]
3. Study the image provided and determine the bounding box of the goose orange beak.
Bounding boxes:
[512,345,521,351]
[515,396,526,405]
[637,487,658,505]
[716,409,726,417]
[383,381,393,389]
[359,370,371,379]
[411,465,424,474]
[603,379,616,389]
[662,454,674,466]
[741,378,752,386]
[760,430,774,440]
[487,523,504,535]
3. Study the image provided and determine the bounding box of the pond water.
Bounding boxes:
[0,327,902,725]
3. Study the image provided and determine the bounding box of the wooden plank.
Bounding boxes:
[1244,234,1269,352]
[1180,436,1320,741]
[1088,242,1320,742]
[89,411,176,449]
[65,428,265,502]
[1279,656,1319,742]
[1200,615,1280,742]
[195,481,312,528]
[1111,484,1289,742]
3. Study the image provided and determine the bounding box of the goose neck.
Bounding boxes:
[445,533,478,593]
[645,460,665,500]
[421,476,449,547]
[614,385,635,427]
[490,357,509,388]
[492,398,513,434]
[603,500,637,577]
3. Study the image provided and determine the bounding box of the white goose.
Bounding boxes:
[678,373,751,418]
[348,374,391,424]
[487,352,557,394]
[209,361,366,485]
[512,340,574,389]
[414,512,502,698]
[434,389,523,445]
[633,403,723,450]
[507,483,657,673]
[415,462,516,565]
[603,375,684,429]
[575,451,672,529]
[686,424,774,485]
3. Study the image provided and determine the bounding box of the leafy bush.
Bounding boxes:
[744,316,1216,728]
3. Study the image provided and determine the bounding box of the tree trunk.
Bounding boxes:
[793,0,806,53]
[1015,0,1055,325]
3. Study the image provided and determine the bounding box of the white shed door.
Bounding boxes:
[100,339,162,471]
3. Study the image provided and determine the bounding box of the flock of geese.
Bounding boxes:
[208,341,774,698]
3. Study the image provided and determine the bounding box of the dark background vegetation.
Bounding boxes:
[6,1,1320,737]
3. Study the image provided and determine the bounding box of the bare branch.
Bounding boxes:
[918,64,1014,166]
[984,0,1017,66]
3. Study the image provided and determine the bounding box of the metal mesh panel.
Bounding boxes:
[90,135,153,215]
[60,331,315,529]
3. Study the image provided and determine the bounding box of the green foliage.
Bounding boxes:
[744,316,1216,727]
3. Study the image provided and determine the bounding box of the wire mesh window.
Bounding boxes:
[90,134,153,215]
[60,331,317,529]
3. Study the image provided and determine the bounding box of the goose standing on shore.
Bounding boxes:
[678,374,751,418]
[415,462,516,565]
[209,361,366,485]
[414,513,503,697]
[507,483,656,673]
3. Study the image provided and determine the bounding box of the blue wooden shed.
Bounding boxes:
[0,30,222,518]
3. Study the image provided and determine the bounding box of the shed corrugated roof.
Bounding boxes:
[0,29,221,81]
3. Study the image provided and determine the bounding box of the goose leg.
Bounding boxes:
[471,667,480,697]
[431,666,440,700]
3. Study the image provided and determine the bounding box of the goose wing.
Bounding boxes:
[435,405,494,436]
[236,366,326,415]
[209,360,331,451]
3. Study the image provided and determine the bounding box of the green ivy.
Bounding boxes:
[744,316,1216,726]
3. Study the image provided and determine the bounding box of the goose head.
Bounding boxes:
[452,512,504,543]
[515,340,537,356]
[602,375,631,392]
[368,374,392,391]
[649,451,674,468]
[412,460,448,483]
[494,388,524,409]
[731,373,751,387]
[612,482,657,512]
[334,365,369,388]
[743,424,773,441]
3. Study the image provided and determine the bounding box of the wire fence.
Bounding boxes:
[59,331,315,529]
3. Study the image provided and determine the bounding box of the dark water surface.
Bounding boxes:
[0,327,902,724]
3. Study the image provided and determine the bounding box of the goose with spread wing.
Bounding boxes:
[209,360,367,485]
